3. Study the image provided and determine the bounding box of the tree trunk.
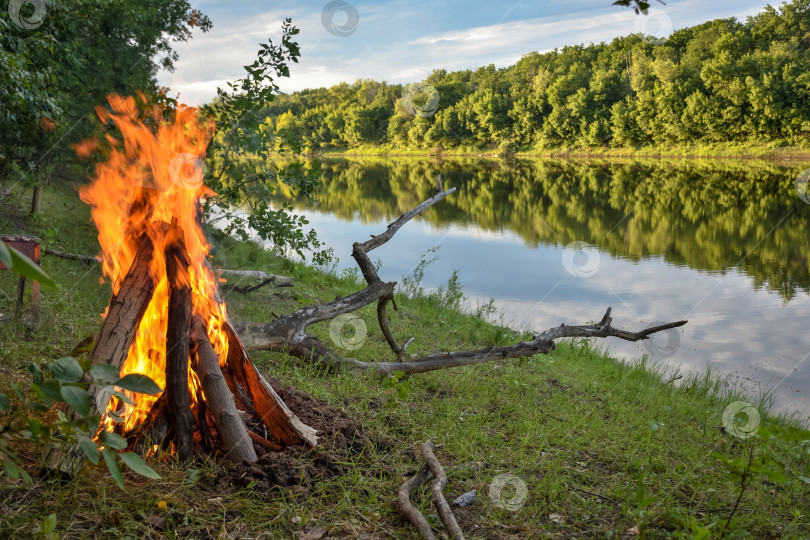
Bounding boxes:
[30,186,42,214]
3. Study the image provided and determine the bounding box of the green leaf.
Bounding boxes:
[41,513,57,534]
[102,448,125,490]
[0,242,11,268]
[37,379,62,403]
[31,383,46,402]
[27,402,50,412]
[119,452,161,480]
[693,528,711,540]
[0,392,9,413]
[19,468,32,486]
[60,385,91,417]
[28,418,42,441]
[78,436,101,465]
[2,457,21,480]
[115,374,162,395]
[11,383,25,402]
[6,244,57,289]
[99,430,128,450]
[90,364,120,384]
[26,361,44,384]
[50,356,83,383]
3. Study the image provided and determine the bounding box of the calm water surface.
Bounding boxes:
[276,158,810,418]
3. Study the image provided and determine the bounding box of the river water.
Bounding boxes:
[273,157,810,419]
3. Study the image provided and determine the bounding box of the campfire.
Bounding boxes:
[52,95,316,472]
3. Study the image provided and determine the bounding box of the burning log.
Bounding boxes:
[190,316,257,463]
[164,233,196,460]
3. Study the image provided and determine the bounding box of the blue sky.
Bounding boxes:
[158,0,775,106]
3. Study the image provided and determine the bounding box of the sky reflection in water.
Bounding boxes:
[279,158,810,419]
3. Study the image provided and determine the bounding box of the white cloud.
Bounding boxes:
[158,0,774,103]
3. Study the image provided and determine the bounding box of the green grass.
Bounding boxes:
[1,182,808,539]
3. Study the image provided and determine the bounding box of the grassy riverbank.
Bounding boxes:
[1,182,808,539]
[314,141,810,162]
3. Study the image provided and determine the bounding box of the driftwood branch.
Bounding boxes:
[228,186,687,377]
[422,441,465,540]
[218,269,294,292]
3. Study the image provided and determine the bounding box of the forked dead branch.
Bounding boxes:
[233,187,688,375]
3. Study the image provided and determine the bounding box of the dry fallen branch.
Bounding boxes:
[43,248,99,265]
[41,249,294,290]
[230,187,687,377]
[217,268,294,291]
[397,466,436,540]
[422,441,465,540]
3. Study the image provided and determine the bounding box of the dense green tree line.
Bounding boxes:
[269,158,810,300]
[264,0,810,151]
[0,0,209,188]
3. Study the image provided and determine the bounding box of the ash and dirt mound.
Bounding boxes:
[220,377,376,496]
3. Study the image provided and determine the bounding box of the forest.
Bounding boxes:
[265,0,810,152]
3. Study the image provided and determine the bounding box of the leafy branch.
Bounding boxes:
[199,19,331,264]
[0,356,162,489]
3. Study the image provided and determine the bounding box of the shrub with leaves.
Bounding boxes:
[0,356,162,489]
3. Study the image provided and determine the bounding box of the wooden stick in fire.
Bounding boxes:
[190,315,258,463]
[164,228,197,460]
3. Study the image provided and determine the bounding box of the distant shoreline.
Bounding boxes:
[311,144,810,163]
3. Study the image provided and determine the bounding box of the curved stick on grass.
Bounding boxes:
[397,466,436,540]
[422,440,465,540]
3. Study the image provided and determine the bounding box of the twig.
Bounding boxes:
[725,446,755,532]
[568,485,621,505]
[422,441,465,540]
[397,466,436,540]
[43,248,98,265]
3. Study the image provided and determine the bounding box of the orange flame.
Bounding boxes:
[79,94,228,431]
